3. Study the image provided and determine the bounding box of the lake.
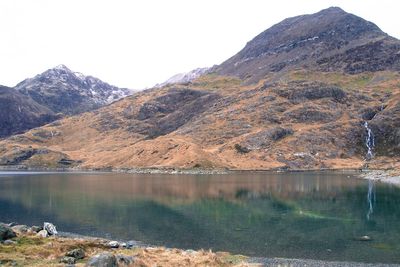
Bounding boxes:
[0,171,399,263]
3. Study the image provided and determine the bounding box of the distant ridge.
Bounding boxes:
[15,65,134,115]
[155,67,210,87]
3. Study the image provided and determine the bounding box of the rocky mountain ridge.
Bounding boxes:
[15,65,133,115]
[215,7,400,84]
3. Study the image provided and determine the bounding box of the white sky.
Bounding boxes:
[0,0,399,89]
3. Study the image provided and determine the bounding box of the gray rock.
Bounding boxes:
[66,248,85,259]
[11,225,29,233]
[60,256,76,264]
[120,242,127,248]
[86,252,117,267]
[108,241,119,248]
[43,222,58,235]
[7,222,17,227]
[3,239,16,245]
[36,230,48,238]
[0,224,16,241]
[30,225,43,233]
[116,254,135,266]
[126,241,136,249]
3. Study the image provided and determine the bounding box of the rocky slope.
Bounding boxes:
[0,7,399,171]
[214,7,400,84]
[0,86,59,138]
[15,65,133,115]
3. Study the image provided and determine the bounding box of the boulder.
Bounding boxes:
[36,230,48,238]
[86,252,117,267]
[60,256,76,264]
[0,224,16,241]
[11,225,29,233]
[3,239,16,245]
[30,226,43,233]
[66,248,85,259]
[43,222,58,235]
[116,254,135,266]
[108,241,119,248]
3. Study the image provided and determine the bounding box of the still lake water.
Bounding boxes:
[0,171,400,263]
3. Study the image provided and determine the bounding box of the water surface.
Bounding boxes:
[0,171,399,263]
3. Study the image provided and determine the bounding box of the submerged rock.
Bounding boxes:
[0,224,16,241]
[43,222,58,235]
[355,235,372,241]
[86,252,117,267]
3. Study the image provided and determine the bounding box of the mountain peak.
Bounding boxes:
[318,6,345,14]
[14,66,133,115]
[215,7,398,83]
[53,64,71,71]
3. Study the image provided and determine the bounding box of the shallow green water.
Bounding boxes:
[0,171,399,263]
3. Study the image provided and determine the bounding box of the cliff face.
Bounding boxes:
[0,7,399,170]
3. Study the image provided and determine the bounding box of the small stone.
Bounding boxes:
[11,225,29,233]
[66,248,85,259]
[60,256,76,264]
[108,241,119,248]
[7,222,17,227]
[3,239,16,245]
[37,230,48,238]
[116,254,134,266]
[86,252,117,267]
[120,242,127,248]
[126,240,137,249]
[0,224,16,241]
[43,222,58,235]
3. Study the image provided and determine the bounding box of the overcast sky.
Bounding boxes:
[1,0,399,89]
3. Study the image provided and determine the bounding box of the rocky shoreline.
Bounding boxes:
[0,222,249,266]
[2,222,400,266]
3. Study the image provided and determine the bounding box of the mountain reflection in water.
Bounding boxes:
[0,171,399,264]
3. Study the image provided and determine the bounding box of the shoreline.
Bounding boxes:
[2,165,399,188]
[0,164,369,175]
[2,223,400,267]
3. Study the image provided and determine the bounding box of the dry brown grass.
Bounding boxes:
[0,234,253,267]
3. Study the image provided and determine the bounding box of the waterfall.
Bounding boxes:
[366,179,376,220]
[364,122,375,160]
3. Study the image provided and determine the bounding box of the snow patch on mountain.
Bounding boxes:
[155,67,210,87]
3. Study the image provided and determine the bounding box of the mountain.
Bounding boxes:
[155,67,210,87]
[215,7,400,84]
[15,65,134,115]
[0,86,58,138]
[0,7,399,171]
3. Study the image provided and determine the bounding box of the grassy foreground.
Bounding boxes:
[0,232,252,266]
